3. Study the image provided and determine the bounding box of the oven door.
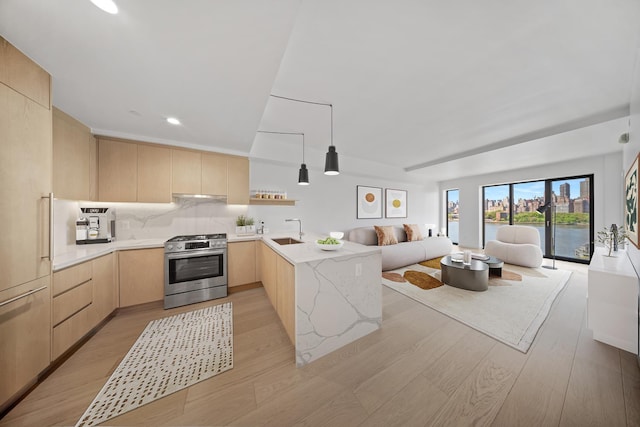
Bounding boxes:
[165,249,227,295]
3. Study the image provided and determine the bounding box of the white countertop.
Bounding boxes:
[260,233,380,265]
[53,232,376,271]
[54,239,166,271]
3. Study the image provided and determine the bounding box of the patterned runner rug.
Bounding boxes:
[75,302,233,427]
[382,263,571,353]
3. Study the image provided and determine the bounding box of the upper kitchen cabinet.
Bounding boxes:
[97,137,138,202]
[137,143,172,203]
[0,37,50,109]
[0,38,52,292]
[201,152,228,196]
[226,156,250,205]
[172,149,202,195]
[53,107,97,201]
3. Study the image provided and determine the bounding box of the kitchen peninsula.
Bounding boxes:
[53,231,382,367]
[259,235,382,366]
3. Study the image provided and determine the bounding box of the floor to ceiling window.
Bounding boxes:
[482,175,593,263]
[446,189,459,245]
[482,184,510,244]
[549,177,592,261]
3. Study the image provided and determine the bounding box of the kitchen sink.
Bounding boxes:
[272,237,303,245]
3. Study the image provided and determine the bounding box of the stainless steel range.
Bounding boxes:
[164,234,228,309]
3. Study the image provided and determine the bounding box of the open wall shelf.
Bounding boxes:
[249,198,296,206]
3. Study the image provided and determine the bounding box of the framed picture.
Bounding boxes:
[625,153,639,248]
[357,186,383,219]
[385,188,407,218]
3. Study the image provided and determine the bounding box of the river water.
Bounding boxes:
[447,221,591,260]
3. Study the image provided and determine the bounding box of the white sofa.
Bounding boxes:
[347,226,453,271]
[484,225,543,268]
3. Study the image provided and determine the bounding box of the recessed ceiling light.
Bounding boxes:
[166,117,181,125]
[90,0,118,14]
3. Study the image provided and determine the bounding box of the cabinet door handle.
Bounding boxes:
[0,286,47,308]
[40,192,53,260]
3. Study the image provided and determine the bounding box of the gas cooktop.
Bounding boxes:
[166,234,226,242]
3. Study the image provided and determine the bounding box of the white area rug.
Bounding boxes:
[382,263,571,352]
[75,302,233,427]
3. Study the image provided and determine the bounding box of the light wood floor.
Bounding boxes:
[1,260,639,426]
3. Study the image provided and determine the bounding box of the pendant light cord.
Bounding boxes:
[270,94,334,147]
[256,130,305,161]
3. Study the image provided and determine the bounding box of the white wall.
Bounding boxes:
[248,159,439,237]
[623,47,640,273]
[438,152,623,249]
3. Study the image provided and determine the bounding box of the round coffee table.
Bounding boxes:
[440,256,489,291]
[481,255,504,277]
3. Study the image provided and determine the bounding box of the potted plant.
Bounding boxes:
[244,216,256,234]
[235,215,256,235]
[235,215,247,235]
[597,224,627,257]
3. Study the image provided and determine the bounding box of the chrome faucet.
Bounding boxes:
[285,218,303,240]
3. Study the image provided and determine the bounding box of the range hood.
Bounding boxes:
[172,193,227,202]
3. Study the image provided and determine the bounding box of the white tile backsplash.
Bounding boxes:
[53,198,248,253]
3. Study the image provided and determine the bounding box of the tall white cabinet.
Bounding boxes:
[587,247,639,354]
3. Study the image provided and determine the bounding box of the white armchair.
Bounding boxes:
[484,225,543,268]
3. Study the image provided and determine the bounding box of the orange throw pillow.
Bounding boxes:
[403,224,423,242]
[374,225,398,246]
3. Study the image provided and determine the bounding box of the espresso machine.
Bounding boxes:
[76,207,115,244]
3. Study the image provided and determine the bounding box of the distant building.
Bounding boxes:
[559,183,570,199]
[574,198,589,213]
[580,179,590,200]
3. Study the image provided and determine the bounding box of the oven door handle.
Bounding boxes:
[166,250,225,260]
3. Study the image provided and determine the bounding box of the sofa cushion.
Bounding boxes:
[403,224,423,242]
[374,225,398,246]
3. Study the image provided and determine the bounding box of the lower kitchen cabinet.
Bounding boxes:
[119,248,164,307]
[91,253,117,325]
[258,241,278,308]
[258,241,295,344]
[0,276,51,409]
[228,241,257,287]
[51,253,117,360]
[276,256,295,344]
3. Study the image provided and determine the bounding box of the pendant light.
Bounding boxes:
[298,133,309,185]
[270,94,340,176]
[256,130,309,185]
[324,103,339,175]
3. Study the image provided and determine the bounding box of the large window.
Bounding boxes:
[483,175,593,263]
[483,184,510,244]
[446,189,459,244]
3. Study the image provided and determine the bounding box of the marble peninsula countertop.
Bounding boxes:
[53,232,379,271]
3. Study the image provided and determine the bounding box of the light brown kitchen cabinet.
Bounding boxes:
[119,248,164,307]
[52,260,93,360]
[276,256,295,344]
[53,107,97,201]
[50,253,116,360]
[0,37,52,412]
[226,156,250,204]
[228,241,257,287]
[0,37,50,109]
[201,152,228,196]
[91,253,117,324]
[172,149,201,194]
[258,242,278,308]
[0,278,51,409]
[258,241,295,344]
[97,137,137,202]
[137,144,172,202]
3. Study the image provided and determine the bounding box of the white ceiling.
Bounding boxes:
[1,0,639,182]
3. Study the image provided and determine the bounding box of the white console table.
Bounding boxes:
[587,247,639,354]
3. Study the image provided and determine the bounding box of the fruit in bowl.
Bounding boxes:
[316,236,344,251]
